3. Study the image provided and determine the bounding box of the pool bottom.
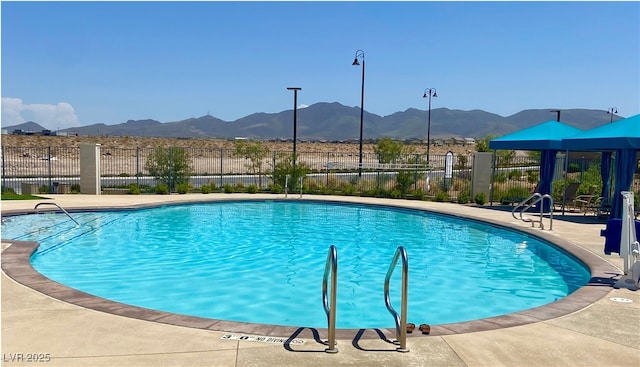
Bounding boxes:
[1,213,616,339]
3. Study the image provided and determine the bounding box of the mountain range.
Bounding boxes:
[3,102,621,141]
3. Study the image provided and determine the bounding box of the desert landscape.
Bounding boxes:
[0,134,475,156]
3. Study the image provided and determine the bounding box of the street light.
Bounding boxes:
[550,109,561,122]
[352,49,365,177]
[607,107,618,123]
[287,87,302,167]
[422,88,437,167]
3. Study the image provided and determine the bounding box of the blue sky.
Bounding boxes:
[2,1,639,130]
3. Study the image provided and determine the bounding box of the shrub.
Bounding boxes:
[457,189,470,204]
[155,184,169,195]
[269,183,283,194]
[435,190,449,202]
[38,185,49,194]
[390,189,403,199]
[2,187,16,194]
[128,184,141,195]
[247,184,259,194]
[176,183,190,194]
[200,184,211,194]
[411,188,425,201]
[223,183,234,193]
[71,184,81,193]
[494,173,507,183]
[508,170,521,180]
[474,192,486,205]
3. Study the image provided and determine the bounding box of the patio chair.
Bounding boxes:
[554,182,581,211]
[572,185,599,215]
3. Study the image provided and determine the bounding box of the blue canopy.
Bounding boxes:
[560,114,640,151]
[560,114,640,220]
[490,120,584,211]
[489,120,583,150]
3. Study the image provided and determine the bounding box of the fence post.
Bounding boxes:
[220,148,224,189]
[1,146,5,193]
[471,151,493,205]
[80,143,101,194]
[136,147,140,187]
[47,146,53,193]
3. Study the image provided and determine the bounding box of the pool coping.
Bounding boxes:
[1,197,622,340]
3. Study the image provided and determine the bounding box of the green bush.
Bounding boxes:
[39,185,49,194]
[435,190,449,202]
[457,189,470,204]
[128,184,141,195]
[494,173,507,183]
[176,183,190,194]
[474,192,486,205]
[2,187,16,194]
[71,184,81,193]
[200,184,211,194]
[247,184,259,194]
[145,146,192,191]
[155,184,169,195]
[269,183,283,194]
[223,184,234,193]
[390,189,403,199]
[508,170,521,180]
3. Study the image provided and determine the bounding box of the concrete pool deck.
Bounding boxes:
[2,194,639,367]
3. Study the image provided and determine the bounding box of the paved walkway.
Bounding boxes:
[2,194,639,367]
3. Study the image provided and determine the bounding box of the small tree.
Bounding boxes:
[375,138,405,164]
[476,134,498,152]
[234,139,269,186]
[145,146,192,192]
[271,152,310,190]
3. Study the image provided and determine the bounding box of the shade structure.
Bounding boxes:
[489,120,584,151]
[560,114,640,151]
[490,120,584,210]
[560,114,640,220]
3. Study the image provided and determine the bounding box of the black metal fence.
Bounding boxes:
[2,146,638,206]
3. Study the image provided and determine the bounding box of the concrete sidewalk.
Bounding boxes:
[2,194,639,366]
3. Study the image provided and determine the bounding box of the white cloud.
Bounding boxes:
[298,104,309,109]
[1,97,80,130]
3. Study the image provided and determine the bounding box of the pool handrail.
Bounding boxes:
[34,202,79,226]
[384,246,409,352]
[512,193,553,230]
[322,244,338,353]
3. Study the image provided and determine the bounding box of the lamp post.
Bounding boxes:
[607,107,617,123]
[352,49,365,177]
[422,88,437,167]
[550,109,561,122]
[287,87,302,167]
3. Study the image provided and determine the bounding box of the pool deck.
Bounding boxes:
[2,194,639,367]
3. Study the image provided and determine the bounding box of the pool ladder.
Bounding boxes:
[322,245,338,353]
[34,202,79,226]
[384,246,409,352]
[512,193,553,230]
[321,245,409,354]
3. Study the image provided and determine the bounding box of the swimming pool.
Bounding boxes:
[2,200,590,329]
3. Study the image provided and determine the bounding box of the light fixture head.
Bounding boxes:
[432,91,438,98]
[352,58,360,66]
[422,93,427,98]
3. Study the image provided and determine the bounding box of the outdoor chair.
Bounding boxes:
[554,182,581,211]
[572,185,599,215]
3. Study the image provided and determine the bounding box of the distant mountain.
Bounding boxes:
[2,103,623,141]
[3,121,48,132]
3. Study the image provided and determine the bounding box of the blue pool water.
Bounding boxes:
[2,201,590,328]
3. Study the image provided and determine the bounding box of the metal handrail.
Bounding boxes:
[322,245,338,353]
[34,202,79,226]
[511,194,553,230]
[384,246,409,353]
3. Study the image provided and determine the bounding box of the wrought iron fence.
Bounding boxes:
[2,145,638,206]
